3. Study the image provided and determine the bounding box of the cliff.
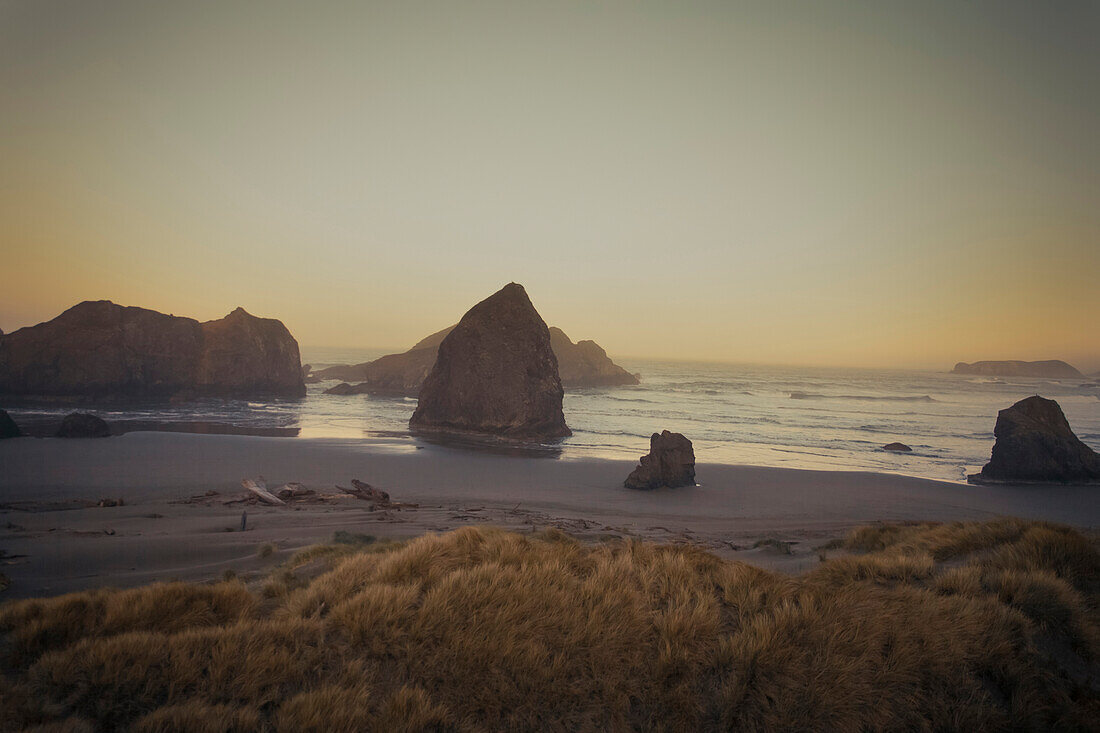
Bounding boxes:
[0,301,305,400]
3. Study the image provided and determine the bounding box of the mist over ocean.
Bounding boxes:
[10,347,1100,484]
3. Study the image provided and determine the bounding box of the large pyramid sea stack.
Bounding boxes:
[0,301,305,400]
[313,323,636,394]
[968,396,1100,484]
[410,283,571,439]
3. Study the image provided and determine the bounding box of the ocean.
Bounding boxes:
[9,347,1100,484]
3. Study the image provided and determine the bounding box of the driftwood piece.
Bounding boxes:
[334,479,391,506]
[351,479,391,504]
[241,477,285,506]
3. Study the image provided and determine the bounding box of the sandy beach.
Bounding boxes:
[2,431,1097,598]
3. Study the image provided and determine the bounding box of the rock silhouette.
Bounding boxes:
[0,301,305,400]
[883,442,912,452]
[968,396,1100,484]
[624,431,696,489]
[316,325,635,395]
[952,360,1082,378]
[410,283,570,439]
[548,327,639,388]
[0,408,22,439]
[55,412,111,438]
[195,307,305,397]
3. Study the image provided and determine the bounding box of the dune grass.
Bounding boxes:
[1,520,1098,731]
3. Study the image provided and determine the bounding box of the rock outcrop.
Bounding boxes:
[968,396,1100,484]
[312,326,454,387]
[323,382,358,396]
[952,361,1082,378]
[0,301,305,400]
[882,442,912,452]
[317,324,636,396]
[0,408,22,439]
[409,283,570,439]
[548,327,639,388]
[55,412,111,438]
[624,431,696,489]
[195,307,305,397]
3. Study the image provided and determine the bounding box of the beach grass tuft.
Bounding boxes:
[2,520,1098,730]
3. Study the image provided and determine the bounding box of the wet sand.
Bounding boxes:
[1,432,1097,598]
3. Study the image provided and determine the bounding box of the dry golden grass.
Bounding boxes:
[2,520,1098,731]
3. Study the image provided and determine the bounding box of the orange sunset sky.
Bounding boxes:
[1,1,1097,370]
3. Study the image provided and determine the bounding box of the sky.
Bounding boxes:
[1,0,1097,370]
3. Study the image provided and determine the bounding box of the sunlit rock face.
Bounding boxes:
[969,396,1100,484]
[0,301,305,400]
[410,283,571,440]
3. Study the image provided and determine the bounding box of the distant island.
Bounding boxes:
[951,360,1082,378]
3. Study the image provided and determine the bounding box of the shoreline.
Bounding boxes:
[2,431,1098,598]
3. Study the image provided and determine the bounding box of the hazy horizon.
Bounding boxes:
[2,1,1097,371]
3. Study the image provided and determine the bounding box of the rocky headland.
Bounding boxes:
[0,301,305,401]
[952,360,1082,378]
[549,327,639,388]
[409,283,571,439]
[311,326,453,395]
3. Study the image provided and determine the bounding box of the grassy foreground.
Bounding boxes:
[2,519,1098,732]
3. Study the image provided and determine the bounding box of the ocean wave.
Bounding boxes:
[789,391,937,403]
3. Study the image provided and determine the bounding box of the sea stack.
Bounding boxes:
[409,283,571,439]
[316,323,637,395]
[55,412,111,438]
[548,327,639,388]
[195,307,306,397]
[624,431,696,489]
[0,408,22,438]
[0,301,305,400]
[968,396,1100,484]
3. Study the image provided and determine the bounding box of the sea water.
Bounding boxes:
[9,347,1100,483]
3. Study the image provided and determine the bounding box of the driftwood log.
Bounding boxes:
[241,477,285,506]
[333,479,393,508]
[276,482,316,500]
